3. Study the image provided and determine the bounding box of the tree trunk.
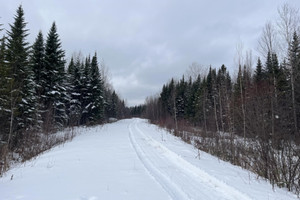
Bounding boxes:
[291,70,297,134]
[219,89,224,132]
[239,75,246,141]
[213,96,219,133]
[203,91,207,135]
[173,95,178,131]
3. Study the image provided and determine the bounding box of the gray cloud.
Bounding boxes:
[1,0,300,106]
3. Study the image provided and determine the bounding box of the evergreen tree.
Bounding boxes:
[254,58,264,84]
[197,77,208,131]
[288,32,300,134]
[217,65,231,132]
[233,65,246,136]
[5,5,38,146]
[234,65,243,99]
[29,31,46,130]
[175,76,187,119]
[110,91,118,118]
[30,31,45,94]
[43,22,68,129]
[67,57,75,74]
[89,53,104,123]
[81,56,93,124]
[272,54,280,79]
[206,67,219,131]
[67,57,83,125]
[186,75,200,122]
[0,30,10,141]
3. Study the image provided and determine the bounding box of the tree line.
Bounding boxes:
[144,3,300,194]
[0,6,127,174]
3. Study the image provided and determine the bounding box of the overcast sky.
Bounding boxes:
[1,0,300,106]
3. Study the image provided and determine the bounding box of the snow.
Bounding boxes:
[0,118,298,200]
[48,91,60,95]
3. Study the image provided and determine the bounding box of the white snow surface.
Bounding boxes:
[0,118,298,200]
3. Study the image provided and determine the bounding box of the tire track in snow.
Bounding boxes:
[128,122,189,200]
[133,119,253,200]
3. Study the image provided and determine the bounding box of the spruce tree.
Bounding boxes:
[81,56,93,124]
[29,31,46,130]
[67,57,83,125]
[254,58,264,84]
[110,91,118,118]
[6,5,38,146]
[175,76,187,119]
[217,65,231,132]
[67,57,75,75]
[187,76,200,122]
[30,31,45,95]
[288,32,300,134]
[0,29,10,141]
[44,22,68,129]
[89,53,104,123]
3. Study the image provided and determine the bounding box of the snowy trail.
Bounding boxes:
[0,118,298,200]
[128,122,188,200]
[129,119,252,200]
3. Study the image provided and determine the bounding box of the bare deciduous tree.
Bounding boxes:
[258,22,278,57]
[100,59,113,91]
[185,62,208,81]
[277,3,300,58]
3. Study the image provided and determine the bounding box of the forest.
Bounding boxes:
[1,3,300,196]
[0,6,128,175]
[142,3,300,195]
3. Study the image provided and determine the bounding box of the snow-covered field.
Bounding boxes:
[0,118,298,200]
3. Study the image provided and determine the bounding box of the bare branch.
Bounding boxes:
[185,62,208,81]
[234,41,244,67]
[276,3,300,57]
[258,21,278,58]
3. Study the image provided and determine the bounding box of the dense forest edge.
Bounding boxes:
[139,3,300,196]
[0,6,132,175]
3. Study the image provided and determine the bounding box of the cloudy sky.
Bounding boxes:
[1,0,300,106]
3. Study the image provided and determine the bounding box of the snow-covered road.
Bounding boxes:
[0,118,298,200]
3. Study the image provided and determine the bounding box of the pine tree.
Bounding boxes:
[29,31,46,130]
[67,57,83,126]
[81,56,93,124]
[30,31,45,95]
[190,75,201,124]
[67,57,75,75]
[288,32,300,134]
[44,22,68,130]
[89,53,104,123]
[254,58,264,84]
[175,75,187,119]
[217,65,230,132]
[206,67,219,131]
[186,75,200,122]
[5,5,38,147]
[110,91,118,118]
[199,77,208,133]
[0,29,10,141]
